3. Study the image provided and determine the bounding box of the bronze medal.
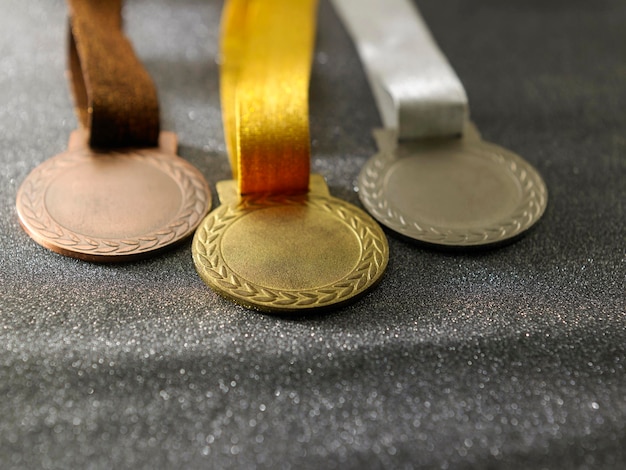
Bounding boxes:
[16,0,210,261]
[17,132,210,262]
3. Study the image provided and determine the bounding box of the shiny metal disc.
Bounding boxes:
[358,134,547,246]
[16,134,211,262]
[192,193,388,312]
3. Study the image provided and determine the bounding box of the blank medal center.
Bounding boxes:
[385,150,521,228]
[221,205,361,290]
[45,156,183,239]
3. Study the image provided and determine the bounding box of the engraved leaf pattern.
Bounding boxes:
[17,151,209,257]
[358,145,547,245]
[193,195,389,311]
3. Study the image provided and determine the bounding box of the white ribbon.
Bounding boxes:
[331,0,468,140]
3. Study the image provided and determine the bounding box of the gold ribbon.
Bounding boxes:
[220,0,318,195]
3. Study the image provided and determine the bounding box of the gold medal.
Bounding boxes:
[16,1,210,261]
[192,0,388,312]
[359,128,547,246]
[193,176,387,312]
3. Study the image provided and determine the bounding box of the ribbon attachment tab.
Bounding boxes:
[332,0,547,247]
[16,0,210,262]
[192,0,388,313]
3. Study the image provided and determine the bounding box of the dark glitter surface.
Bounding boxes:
[1,1,625,469]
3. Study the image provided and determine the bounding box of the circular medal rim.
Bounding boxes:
[16,148,211,262]
[192,194,389,313]
[358,140,548,246]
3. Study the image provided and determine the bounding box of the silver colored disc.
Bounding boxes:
[358,131,547,246]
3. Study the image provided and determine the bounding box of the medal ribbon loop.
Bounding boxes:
[220,0,317,195]
[332,0,468,140]
[67,0,160,148]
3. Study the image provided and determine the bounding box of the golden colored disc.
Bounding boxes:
[358,130,547,246]
[16,132,211,262]
[192,192,388,312]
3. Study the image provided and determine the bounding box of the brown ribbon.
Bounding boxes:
[66,0,160,149]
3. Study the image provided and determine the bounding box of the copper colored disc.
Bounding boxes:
[16,142,211,262]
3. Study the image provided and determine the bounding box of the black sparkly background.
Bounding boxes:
[1,1,624,469]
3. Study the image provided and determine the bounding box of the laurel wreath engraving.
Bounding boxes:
[358,142,547,245]
[17,150,210,257]
[192,195,388,311]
